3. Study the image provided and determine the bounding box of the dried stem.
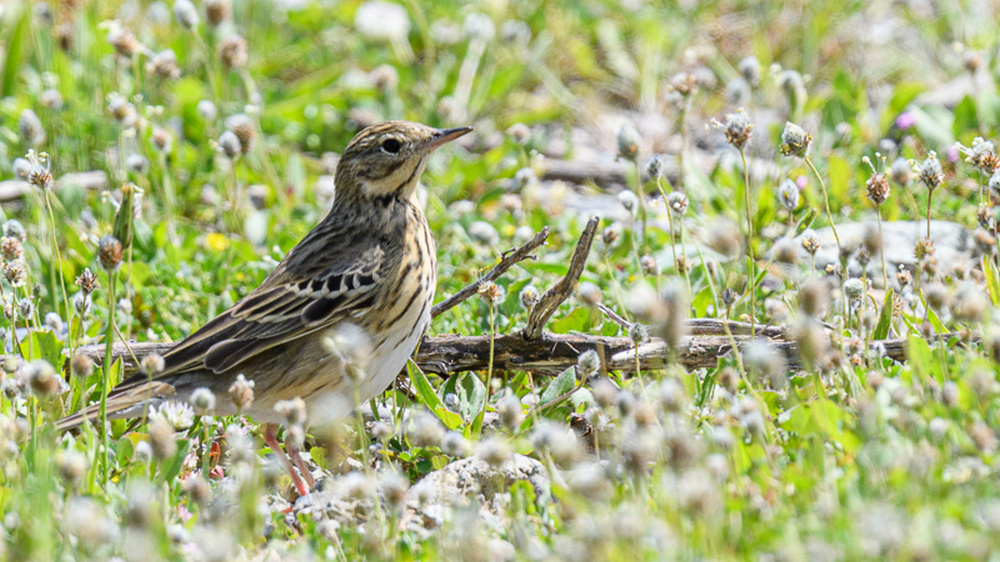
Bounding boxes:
[431,227,549,319]
[523,217,600,340]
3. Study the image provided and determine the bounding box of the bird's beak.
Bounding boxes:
[422,126,473,152]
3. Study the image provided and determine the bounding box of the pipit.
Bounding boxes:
[58,121,472,491]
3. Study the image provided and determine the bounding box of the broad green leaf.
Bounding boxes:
[406,360,463,429]
[983,256,1000,306]
[873,289,894,340]
[539,367,576,405]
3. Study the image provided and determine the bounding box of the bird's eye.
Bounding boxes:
[381,138,402,154]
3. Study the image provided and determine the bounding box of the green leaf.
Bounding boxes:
[551,307,590,334]
[983,256,1000,306]
[159,439,191,483]
[906,334,933,383]
[1,7,28,98]
[540,367,576,405]
[873,288,894,340]
[406,360,463,429]
[795,208,818,235]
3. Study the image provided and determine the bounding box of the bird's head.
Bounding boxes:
[333,121,472,207]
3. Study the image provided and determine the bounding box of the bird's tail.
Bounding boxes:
[54,380,176,431]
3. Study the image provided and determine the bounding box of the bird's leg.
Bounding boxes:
[263,424,310,496]
[286,443,316,489]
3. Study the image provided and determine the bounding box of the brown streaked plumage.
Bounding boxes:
[57,121,471,430]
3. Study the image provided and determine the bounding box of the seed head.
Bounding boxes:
[800,229,820,256]
[779,122,812,158]
[737,56,761,86]
[274,397,307,427]
[371,64,399,91]
[577,281,602,306]
[668,71,697,96]
[497,394,523,431]
[660,282,689,350]
[628,322,649,345]
[141,354,165,375]
[519,285,540,310]
[28,360,60,397]
[616,124,640,162]
[126,153,149,174]
[197,99,217,120]
[715,109,753,150]
[107,27,141,57]
[18,298,33,319]
[97,235,123,272]
[963,137,999,173]
[228,374,255,411]
[149,418,177,460]
[71,353,94,379]
[145,49,180,80]
[646,154,663,179]
[506,123,530,144]
[843,278,865,302]
[12,158,32,181]
[577,349,600,379]
[191,387,216,415]
[217,130,242,159]
[75,268,98,295]
[3,261,26,287]
[203,0,230,26]
[0,237,22,262]
[173,0,199,29]
[890,157,911,185]
[477,280,505,305]
[441,430,470,457]
[617,190,638,213]
[866,172,890,206]
[475,437,511,467]
[151,127,172,154]
[407,410,445,448]
[469,221,500,246]
[219,35,248,69]
[18,109,45,147]
[914,151,944,191]
[951,282,987,324]
[640,254,658,276]
[666,191,689,215]
[225,114,255,154]
[777,179,799,212]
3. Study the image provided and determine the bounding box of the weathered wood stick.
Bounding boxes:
[68,329,954,378]
[431,227,549,319]
[523,216,600,340]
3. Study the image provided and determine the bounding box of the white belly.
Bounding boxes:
[358,299,431,403]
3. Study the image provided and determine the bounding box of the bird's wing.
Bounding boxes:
[159,244,385,376]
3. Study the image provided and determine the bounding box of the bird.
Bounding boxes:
[57,120,472,492]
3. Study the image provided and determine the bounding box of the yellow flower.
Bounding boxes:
[205,232,230,252]
[501,224,516,237]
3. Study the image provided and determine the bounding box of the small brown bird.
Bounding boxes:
[58,121,471,488]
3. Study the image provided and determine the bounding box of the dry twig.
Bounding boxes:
[430,227,549,319]
[523,216,600,340]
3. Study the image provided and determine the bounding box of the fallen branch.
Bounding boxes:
[523,216,600,340]
[68,328,963,378]
[431,227,549,319]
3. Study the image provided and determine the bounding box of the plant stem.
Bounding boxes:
[926,189,934,240]
[635,160,647,248]
[877,206,888,290]
[98,269,118,482]
[803,156,841,252]
[740,148,756,335]
[43,191,71,354]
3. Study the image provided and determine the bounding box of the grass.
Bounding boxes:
[1,0,1000,559]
